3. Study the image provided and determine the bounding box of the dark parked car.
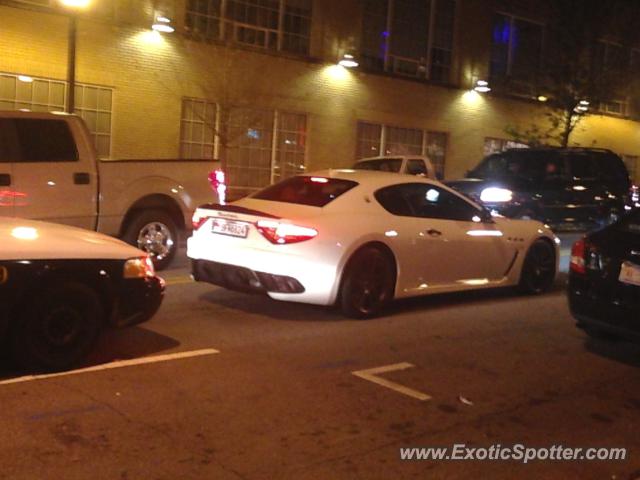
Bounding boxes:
[447,148,633,231]
[0,217,165,371]
[568,208,640,340]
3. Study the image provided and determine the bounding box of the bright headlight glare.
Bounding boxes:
[480,187,513,203]
[124,256,155,278]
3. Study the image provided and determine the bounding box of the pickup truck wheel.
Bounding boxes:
[11,283,103,372]
[124,210,178,270]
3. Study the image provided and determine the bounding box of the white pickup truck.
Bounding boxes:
[0,111,220,269]
[352,155,437,179]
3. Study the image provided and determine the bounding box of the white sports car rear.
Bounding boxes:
[187,170,559,318]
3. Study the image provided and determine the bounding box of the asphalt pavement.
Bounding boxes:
[1,233,639,480]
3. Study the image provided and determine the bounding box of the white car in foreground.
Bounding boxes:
[187,170,559,318]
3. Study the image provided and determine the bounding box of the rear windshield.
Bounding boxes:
[353,158,403,173]
[619,209,640,235]
[253,176,358,207]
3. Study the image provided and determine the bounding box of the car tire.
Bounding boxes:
[518,239,556,294]
[123,209,178,271]
[339,246,395,319]
[11,283,103,372]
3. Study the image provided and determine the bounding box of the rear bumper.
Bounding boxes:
[192,259,305,294]
[568,273,640,339]
[187,235,340,305]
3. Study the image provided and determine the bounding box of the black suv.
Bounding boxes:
[447,148,633,231]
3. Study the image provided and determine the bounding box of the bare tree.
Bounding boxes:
[506,0,640,147]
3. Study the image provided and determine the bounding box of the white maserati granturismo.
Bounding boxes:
[187,170,559,318]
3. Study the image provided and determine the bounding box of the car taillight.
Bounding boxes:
[192,209,209,230]
[256,220,318,244]
[570,239,586,274]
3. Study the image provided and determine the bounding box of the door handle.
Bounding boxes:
[73,172,91,185]
[426,228,442,237]
[0,173,11,187]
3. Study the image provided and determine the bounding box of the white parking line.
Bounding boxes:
[352,362,431,401]
[163,275,194,286]
[0,348,220,385]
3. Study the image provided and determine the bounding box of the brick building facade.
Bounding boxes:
[1,0,639,196]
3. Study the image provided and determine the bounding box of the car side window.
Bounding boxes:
[12,119,78,163]
[375,183,482,221]
[407,159,427,176]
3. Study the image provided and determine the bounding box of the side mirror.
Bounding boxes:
[481,208,495,224]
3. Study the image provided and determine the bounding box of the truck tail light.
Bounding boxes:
[570,239,587,274]
[192,209,209,230]
[208,169,227,205]
[256,220,318,244]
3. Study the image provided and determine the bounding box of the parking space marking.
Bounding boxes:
[0,348,220,385]
[352,362,431,401]
[163,275,194,286]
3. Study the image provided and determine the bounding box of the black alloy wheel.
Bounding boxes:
[11,283,103,372]
[339,246,395,319]
[518,239,556,294]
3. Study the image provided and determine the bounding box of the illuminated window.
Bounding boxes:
[0,72,113,158]
[185,0,312,55]
[179,99,307,193]
[180,98,217,159]
[74,85,113,158]
[490,13,543,82]
[356,121,448,179]
[275,111,306,181]
[360,0,455,83]
[483,137,529,156]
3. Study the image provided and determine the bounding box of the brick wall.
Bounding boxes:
[1,1,639,183]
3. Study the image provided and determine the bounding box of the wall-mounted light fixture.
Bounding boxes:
[473,79,491,93]
[152,15,175,33]
[338,53,359,68]
[59,0,90,7]
[536,95,548,102]
[575,99,589,113]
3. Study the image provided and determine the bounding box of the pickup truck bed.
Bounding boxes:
[0,111,220,269]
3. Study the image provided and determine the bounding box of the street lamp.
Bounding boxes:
[59,0,91,113]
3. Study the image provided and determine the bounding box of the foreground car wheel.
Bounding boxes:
[11,283,103,372]
[124,209,178,270]
[339,246,395,319]
[518,239,556,294]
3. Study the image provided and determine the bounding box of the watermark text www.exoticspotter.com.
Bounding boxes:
[399,444,627,464]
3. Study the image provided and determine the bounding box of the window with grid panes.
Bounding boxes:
[360,0,455,82]
[180,98,217,159]
[186,0,311,55]
[356,121,448,178]
[0,73,112,158]
[275,111,306,181]
[490,13,543,82]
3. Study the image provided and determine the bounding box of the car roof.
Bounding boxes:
[301,169,439,189]
[498,147,617,156]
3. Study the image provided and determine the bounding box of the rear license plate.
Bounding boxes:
[619,261,640,287]
[211,218,249,238]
